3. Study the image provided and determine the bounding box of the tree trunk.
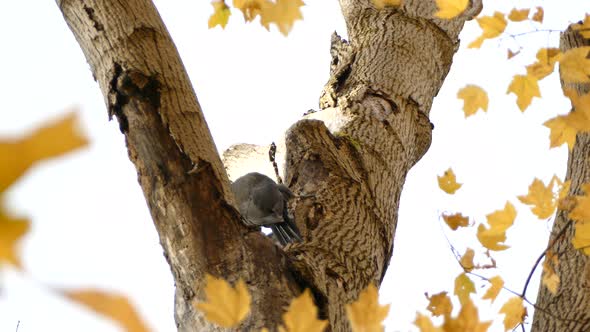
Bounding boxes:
[532,26,590,332]
[56,0,479,330]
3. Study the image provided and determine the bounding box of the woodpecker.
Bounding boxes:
[231,172,302,245]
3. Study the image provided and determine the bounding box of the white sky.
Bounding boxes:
[0,0,587,331]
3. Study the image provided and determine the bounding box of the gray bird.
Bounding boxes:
[231,172,302,245]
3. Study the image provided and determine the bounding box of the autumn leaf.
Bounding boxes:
[542,251,560,294]
[518,178,557,219]
[443,213,469,230]
[482,276,503,302]
[460,248,475,272]
[499,297,527,330]
[372,0,402,9]
[526,48,561,80]
[531,6,544,23]
[234,0,269,21]
[477,202,516,251]
[65,290,150,332]
[559,47,590,83]
[468,12,507,49]
[457,85,488,117]
[346,284,390,332]
[260,0,304,36]
[507,74,540,111]
[573,14,590,39]
[572,219,590,255]
[434,0,468,19]
[414,313,443,332]
[426,292,452,317]
[507,8,529,22]
[437,168,462,194]
[454,273,475,306]
[280,289,327,332]
[208,1,231,29]
[442,298,491,332]
[0,206,30,267]
[194,274,251,328]
[0,111,88,193]
[544,116,577,151]
[507,49,520,59]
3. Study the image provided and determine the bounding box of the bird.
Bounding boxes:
[231,172,302,245]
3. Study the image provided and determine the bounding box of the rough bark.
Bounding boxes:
[56,0,479,330]
[532,26,590,332]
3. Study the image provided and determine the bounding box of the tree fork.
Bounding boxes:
[57,0,480,330]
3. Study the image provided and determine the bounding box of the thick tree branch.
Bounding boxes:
[532,25,590,332]
[57,0,300,331]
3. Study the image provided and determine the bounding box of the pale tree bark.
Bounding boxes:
[56,0,479,331]
[532,26,590,332]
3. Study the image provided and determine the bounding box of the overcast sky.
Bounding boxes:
[0,0,587,331]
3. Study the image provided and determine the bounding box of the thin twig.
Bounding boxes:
[521,219,572,297]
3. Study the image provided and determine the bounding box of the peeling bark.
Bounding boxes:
[532,26,590,332]
[56,0,479,330]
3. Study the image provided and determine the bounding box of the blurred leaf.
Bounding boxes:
[279,289,327,332]
[434,0,468,19]
[0,111,88,193]
[346,284,390,332]
[65,289,150,332]
[194,274,251,328]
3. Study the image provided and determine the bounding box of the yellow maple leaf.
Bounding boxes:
[280,289,327,332]
[0,206,29,267]
[194,274,251,328]
[208,1,231,29]
[572,220,590,255]
[541,251,559,294]
[477,202,516,251]
[499,297,527,330]
[260,0,304,36]
[518,178,557,219]
[442,298,491,332]
[346,284,390,332]
[454,273,475,306]
[460,248,475,272]
[434,0,468,19]
[414,313,443,332]
[64,290,150,332]
[468,12,507,49]
[507,8,529,22]
[507,74,541,111]
[487,202,517,230]
[560,47,590,83]
[482,276,503,302]
[437,168,462,194]
[563,90,590,132]
[442,213,470,230]
[531,6,544,23]
[0,111,88,193]
[573,14,590,39]
[234,0,269,22]
[543,116,577,151]
[526,48,561,80]
[427,292,453,317]
[372,0,403,10]
[457,85,488,117]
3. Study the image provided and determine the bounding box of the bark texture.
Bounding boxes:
[532,27,590,332]
[56,0,479,330]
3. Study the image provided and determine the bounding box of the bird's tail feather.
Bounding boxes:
[270,220,302,245]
